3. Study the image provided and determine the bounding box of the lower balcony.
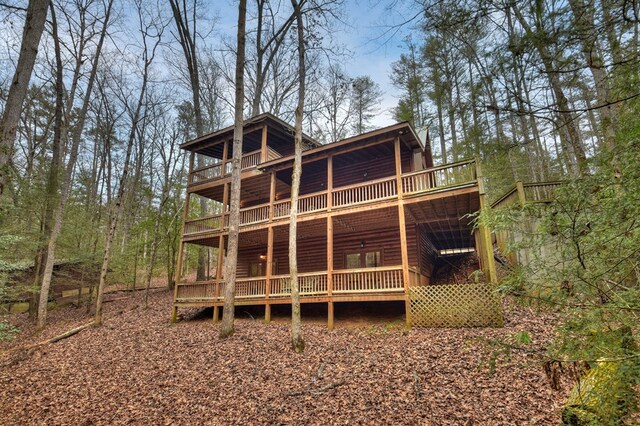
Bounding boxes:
[174,266,422,305]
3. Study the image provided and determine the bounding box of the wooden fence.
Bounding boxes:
[409,283,503,327]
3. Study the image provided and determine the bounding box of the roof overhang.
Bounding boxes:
[258,121,431,171]
[179,112,321,152]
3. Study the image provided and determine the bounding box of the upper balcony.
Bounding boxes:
[188,147,281,187]
[183,159,479,239]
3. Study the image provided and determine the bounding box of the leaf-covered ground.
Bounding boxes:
[0,289,571,425]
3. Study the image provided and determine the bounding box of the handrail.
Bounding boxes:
[401,158,476,178]
[490,185,517,208]
[522,180,564,188]
[333,265,403,274]
[332,175,396,192]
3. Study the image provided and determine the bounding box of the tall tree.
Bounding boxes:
[289,0,305,353]
[350,76,383,134]
[95,0,165,325]
[219,0,247,339]
[169,0,209,281]
[37,0,114,329]
[0,0,48,195]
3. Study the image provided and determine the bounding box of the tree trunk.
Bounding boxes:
[95,2,159,325]
[219,0,247,339]
[35,2,62,327]
[37,0,113,329]
[511,4,588,175]
[0,0,48,195]
[289,0,305,354]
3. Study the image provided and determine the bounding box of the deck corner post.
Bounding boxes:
[213,306,220,322]
[171,306,179,323]
[264,303,271,323]
[405,297,412,330]
[327,301,334,331]
[516,180,526,205]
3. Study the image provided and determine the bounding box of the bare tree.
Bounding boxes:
[289,0,306,353]
[219,0,247,339]
[169,0,210,281]
[95,0,165,326]
[0,0,48,195]
[37,0,114,329]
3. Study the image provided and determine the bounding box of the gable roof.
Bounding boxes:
[179,112,321,152]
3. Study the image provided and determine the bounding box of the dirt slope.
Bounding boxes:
[0,291,570,425]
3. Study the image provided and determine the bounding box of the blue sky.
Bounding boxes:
[214,0,420,127]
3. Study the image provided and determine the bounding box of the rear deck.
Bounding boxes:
[172,115,497,328]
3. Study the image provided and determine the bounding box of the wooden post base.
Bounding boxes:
[213,306,219,323]
[404,297,412,330]
[171,306,178,323]
[264,304,271,323]
[327,301,334,331]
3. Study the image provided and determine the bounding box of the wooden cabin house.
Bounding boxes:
[171,113,497,328]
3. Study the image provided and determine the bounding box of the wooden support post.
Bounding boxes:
[327,301,334,331]
[213,234,225,322]
[395,137,411,329]
[265,226,273,323]
[221,183,229,229]
[327,156,334,331]
[327,215,334,330]
[327,155,333,211]
[260,124,268,163]
[265,172,276,323]
[475,159,498,283]
[222,139,229,175]
[172,153,194,323]
[516,180,526,206]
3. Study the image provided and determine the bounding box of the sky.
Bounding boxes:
[214,0,421,128]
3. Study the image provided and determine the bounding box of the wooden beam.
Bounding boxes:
[213,235,225,322]
[395,137,411,329]
[327,155,333,211]
[265,226,273,323]
[328,301,334,331]
[269,172,276,221]
[516,180,526,205]
[260,124,268,163]
[475,159,498,283]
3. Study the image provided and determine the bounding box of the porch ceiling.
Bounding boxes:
[405,189,480,249]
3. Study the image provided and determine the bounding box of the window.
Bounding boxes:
[345,250,382,268]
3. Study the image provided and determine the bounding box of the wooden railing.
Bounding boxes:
[183,215,224,235]
[491,181,563,209]
[273,191,328,218]
[270,272,328,297]
[523,181,562,203]
[175,281,215,300]
[188,149,266,185]
[184,159,481,236]
[332,176,397,208]
[402,159,477,195]
[333,266,404,293]
[491,185,519,209]
[175,266,411,302]
[240,203,270,225]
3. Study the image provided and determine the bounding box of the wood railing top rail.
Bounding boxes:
[273,189,328,203]
[333,265,403,273]
[522,180,564,188]
[271,271,328,279]
[491,180,564,208]
[331,175,396,192]
[490,185,518,208]
[401,158,476,178]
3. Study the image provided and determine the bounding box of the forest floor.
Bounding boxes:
[0,289,573,425]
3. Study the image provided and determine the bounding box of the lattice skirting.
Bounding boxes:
[409,284,504,328]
